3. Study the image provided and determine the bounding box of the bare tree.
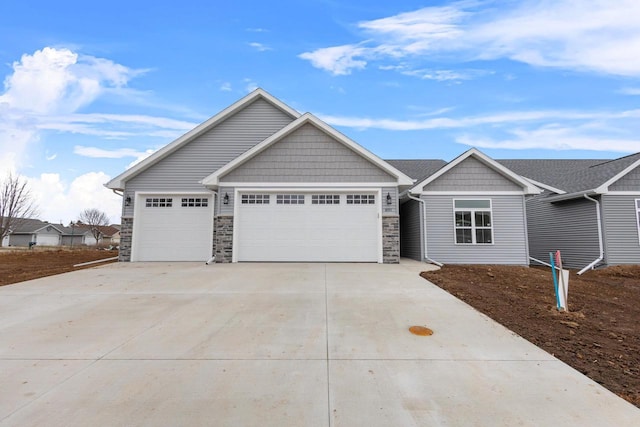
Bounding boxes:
[78,208,110,245]
[0,173,39,247]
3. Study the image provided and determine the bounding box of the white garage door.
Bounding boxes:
[132,194,213,261]
[236,192,380,262]
[36,232,60,246]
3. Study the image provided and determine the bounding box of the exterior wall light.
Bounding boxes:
[386,192,392,205]
[223,193,229,205]
[125,196,132,206]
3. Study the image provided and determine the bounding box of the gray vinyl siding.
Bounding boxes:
[61,235,85,246]
[423,157,522,192]
[123,99,295,217]
[220,123,396,183]
[219,186,235,216]
[400,199,422,261]
[526,193,600,269]
[382,187,398,216]
[423,194,528,264]
[609,166,640,191]
[601,195,640,265]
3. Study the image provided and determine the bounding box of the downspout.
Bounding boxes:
[205,190,218,265]
[577,194,604,275]
[406,193,443,267]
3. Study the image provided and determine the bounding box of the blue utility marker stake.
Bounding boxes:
[550,252,561,310]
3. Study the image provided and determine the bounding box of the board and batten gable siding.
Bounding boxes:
[609,166,640,191]
[122,99,295,217]
[601,195,640,265]
[526,193,600,269]
[400,199,422,261]
[422,156,523,192]
[220,123,397,184]
[422,194,528,264]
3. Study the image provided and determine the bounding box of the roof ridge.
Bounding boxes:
[588,152,640,168]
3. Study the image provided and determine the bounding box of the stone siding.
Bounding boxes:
[382,216,400,264]
[118,217,133,262]
[215,216,233,263]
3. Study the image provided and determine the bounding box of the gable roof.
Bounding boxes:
[201,113,414,187]
[410,148,541,195]
[499,152,640,199]
[8,218,64,234]
[105,89,300,190]
[75,224,120,237]
[385,159,447,183]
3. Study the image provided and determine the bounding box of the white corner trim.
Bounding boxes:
[105,89,300,190]
[594,158,640,194]
[201,113,414,187]
[410,148,541,195]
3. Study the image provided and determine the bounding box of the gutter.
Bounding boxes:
[577,194,604,275]
[545,190,600,203]
[406,193,443,267]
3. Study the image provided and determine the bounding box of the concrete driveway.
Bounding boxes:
[0,261,638,426]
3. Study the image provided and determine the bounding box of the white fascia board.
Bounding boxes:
[418,191,528,195]
[219,182,396,188]
[521,177,565,194]
[544,190,599,203]
[201,113,414,187]
[410,148,542,195]
[593,158,640,194]
[105,88,300,190]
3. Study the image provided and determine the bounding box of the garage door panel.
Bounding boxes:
[236,192,379,262]
[133,194,213,262]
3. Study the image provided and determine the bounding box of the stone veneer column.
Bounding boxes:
[382,216,400,264]
[118,217,133,262]
[215,216,233,263]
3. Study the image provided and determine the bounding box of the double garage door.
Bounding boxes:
[236,192,380,262]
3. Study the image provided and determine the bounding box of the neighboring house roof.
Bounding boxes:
[410,148,541,195]
[75,224,120,238]
[105,89,301,190]
[7,218,64,234]
[499,152,640,200]
[385,159,447,183]
[56,224,92,236]
[201,113,415,187]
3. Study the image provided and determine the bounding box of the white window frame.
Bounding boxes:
[453,199,494,245]
[635,199,640,245]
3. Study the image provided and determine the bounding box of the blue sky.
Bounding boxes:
[1,0,640,223]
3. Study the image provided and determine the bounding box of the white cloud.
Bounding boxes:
[243,78,258,93]
[619,87,640,95]
[220,82,232,91]
[300,1,640,77]
[457,126,640,153]
[73,146,149,159]
[248,42,272,52]
[27,172,121,224]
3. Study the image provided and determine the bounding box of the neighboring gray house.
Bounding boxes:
[6,219,63,247]
[499,153,640,271]
[392,149,541,265]
[106,89,413,263]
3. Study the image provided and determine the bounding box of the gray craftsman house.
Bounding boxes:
[106,89,639,269]
[106,89,413,263]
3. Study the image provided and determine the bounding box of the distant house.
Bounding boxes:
[74,224,121,246]
[6,219,64,247]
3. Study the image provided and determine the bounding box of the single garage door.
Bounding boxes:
[132,194,213,261]
[236,192,380,262]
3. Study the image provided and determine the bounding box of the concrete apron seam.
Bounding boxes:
[324,263,332,427]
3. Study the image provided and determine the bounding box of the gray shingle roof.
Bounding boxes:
[7,218,62,234]
[386,159,447,182]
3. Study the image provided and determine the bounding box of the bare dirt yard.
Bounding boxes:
[0,248,118,286]
[421,265,640,408]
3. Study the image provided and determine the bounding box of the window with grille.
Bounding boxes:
[241,194,270,204]
[346,194,375,205]
[181,198,208,207]
[311,194,340,204]
[453,199,493,244]
[276,194,305,205]
[145,198,173,207]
